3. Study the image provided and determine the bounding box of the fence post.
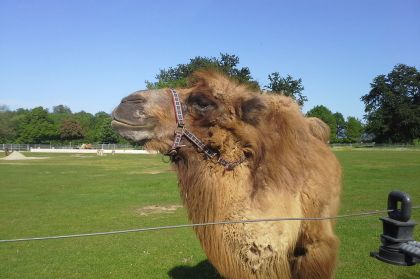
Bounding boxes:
[371,191,419,266]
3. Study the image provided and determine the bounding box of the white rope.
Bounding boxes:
[1,206,419,243]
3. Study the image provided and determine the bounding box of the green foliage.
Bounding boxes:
[361,64,420,143]
[307,107,365,143]
[333,112,346,139]
[0,106,30,143]
[52,105,72,114]
[0,107,15,143]
[17,107,58,143]
[345,117,364,143]
[0,106,130,145]
[73,111,96,142]
[145,53,259,90]
[97,117,120,144]
[306,105,337,141]
[264,72,307,106]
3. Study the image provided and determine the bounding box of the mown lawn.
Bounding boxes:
[0,150,419,278]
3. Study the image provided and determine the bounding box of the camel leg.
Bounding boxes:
[291,221,339,279]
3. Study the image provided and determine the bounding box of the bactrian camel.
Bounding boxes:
[112,71,341,279]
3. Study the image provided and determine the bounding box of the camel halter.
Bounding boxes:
[165,88,246,170]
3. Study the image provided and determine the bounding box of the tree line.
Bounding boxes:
[0,105,126,144]
[1,54,418,144]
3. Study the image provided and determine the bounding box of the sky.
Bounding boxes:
[1,0,419,120]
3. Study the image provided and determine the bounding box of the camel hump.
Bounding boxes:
[307,117,330,143]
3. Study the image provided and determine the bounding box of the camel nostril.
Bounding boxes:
[112,100,147,124]
[121,93,147,103]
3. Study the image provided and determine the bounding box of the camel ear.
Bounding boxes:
[239,97,266,125]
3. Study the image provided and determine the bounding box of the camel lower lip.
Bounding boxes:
[111,120,154,142]
[111,120,151,129]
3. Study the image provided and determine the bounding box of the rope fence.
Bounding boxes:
[1,206,419,244]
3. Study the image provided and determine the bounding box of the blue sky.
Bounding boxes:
[1,0,419,120]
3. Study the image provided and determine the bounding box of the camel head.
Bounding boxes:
[112,71,277,170]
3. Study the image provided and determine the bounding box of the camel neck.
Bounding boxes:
[176,160,251,223]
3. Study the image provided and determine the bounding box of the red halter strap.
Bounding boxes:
[165,88,245,170]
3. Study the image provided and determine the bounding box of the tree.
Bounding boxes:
[264,72,307,106]
[0,106,133,144]
[73,111,95,142]
[0,105,9,112]
[59,119,84,141]
[50,105,73,134]
[97,117,120,144]
[146,53,309,108]
[17,107,58,143]
[306,105,337,141]
[333,112,346,139]
[345,117,364,143]
[146,53,259,90]
[0,106,16,143]
[53,105,72,114]
[361,64,420,143]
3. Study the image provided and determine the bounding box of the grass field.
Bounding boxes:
[0,150,419,278]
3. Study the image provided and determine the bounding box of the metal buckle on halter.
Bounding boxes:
[165,148,178,157]
[174,126,184,136]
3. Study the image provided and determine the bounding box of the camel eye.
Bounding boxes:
[188,93,216,112]
[195,102,211,110]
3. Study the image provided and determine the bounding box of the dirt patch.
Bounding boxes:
[60,171,77,174]
[1,151,49,160]
[0,162,33,165]
[91,174,107,177]
[142,170,166,174]
[71,154,95,158]
[135,205,183,216]
[125,171,144,175]
[126,169,173,175]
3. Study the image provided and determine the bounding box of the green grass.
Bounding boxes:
[334,150,420,279]
[0,151,419,278]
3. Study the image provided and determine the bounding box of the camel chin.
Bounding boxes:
[111,120,154,143]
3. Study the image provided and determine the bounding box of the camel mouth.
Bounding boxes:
[111,120,155,142]
[111,119,153,129]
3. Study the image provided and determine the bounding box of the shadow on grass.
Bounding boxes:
[168,260,224,279]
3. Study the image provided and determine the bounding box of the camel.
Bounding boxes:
[112,71,341,279]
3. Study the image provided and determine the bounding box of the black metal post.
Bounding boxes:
[371,191,420,266]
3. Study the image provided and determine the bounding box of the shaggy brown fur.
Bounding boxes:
[306,117,331,143]
[112,71,341,279]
